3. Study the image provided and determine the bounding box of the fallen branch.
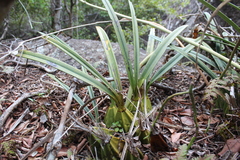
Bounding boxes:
[46,83,76,159]
[0,90,47,128]
[21,130,55,160]
[4,60,57,73]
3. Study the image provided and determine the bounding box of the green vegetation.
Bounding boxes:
[7,0,189,43]
[6,0,240,159]
[1,140,16,158]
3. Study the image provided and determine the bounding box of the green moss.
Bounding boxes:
[1,140,17,157]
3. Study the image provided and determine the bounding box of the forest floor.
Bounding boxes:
[0,38,239,159]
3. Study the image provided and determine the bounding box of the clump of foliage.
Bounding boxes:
[15,0,240,159]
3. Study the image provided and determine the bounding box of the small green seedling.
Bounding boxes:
[111,121,124,133]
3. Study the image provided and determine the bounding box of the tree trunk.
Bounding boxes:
[0,0,15,23]
[51,0,62,30]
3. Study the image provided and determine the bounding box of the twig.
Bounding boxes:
[40,74,63,89]
[4,60,57,73]
[46,83,76,159]
[18,0,33,29]
[151,82,179,93]
[0,17,9,40]
[194,134,214,143]
[158,121,193,131]
[0,108,29,140]
[0,90,47,128]
[121,98,141,160]
[21,130,55,160]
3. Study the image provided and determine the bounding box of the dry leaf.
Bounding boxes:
[171,132,182,143]
[181,116,194,126]
[218,138,240,156]
[179,109,192,116]
[150,132,171,152]
[163,117,173,124]
[197,114,219,124]
[172,96,187,102]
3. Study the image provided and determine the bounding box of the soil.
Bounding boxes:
[0,37,238,159]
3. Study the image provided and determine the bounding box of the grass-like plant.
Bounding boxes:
[15,0,240,159]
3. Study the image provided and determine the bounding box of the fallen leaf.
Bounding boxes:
[181,116,194,126]
[218,138,240,156]
[164,108,184,113]
[143,154,148,160]
[4,117,14,131]
[171,132,182,143]
[57,147,68,157]
[14,120,30,133]
[37,128,49,137]
[150,132,171,152]
[179,109,192,116]
[22,131,35,148]
[168,128,175,134]
[172,96,187,102]
[197,114,219,124]
[163,117,173,124]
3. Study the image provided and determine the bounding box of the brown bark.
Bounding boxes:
[51,0,63,30]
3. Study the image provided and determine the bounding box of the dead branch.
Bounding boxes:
[46,83,76,159]
[0,90,47,128]
[4,60,57,73]
[21,130,56,160]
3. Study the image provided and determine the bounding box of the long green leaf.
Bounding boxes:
[188,51,217,68]
[149,38,201,85]
[198,0,240,33]
[140,25,187,86]
[222,0,240,11]
[96,26,122,91]
[129,0,139,93]
[152,35,218,69]
[44,35,114,91]
[202,41,227,71]
[140,28,156,67]
[101,0,134,88]
[18,50,121,103]
[82,66,99,122]
[171,46,217,79]
[149,53,183,86]
[203,12,226,71]
[146,28,156,55]
[204,33,240,49]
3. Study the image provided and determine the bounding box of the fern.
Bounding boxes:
[174,144,188,160]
